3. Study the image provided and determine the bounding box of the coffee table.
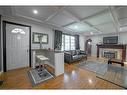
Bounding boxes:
[108,58,124,66]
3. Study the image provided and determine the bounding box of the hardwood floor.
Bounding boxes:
[0,56,125,89]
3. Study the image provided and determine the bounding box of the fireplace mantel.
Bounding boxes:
[96,44,126,61]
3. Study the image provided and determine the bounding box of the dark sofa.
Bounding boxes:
[64,50,87,63]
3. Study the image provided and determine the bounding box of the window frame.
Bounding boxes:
[61,33,76,51]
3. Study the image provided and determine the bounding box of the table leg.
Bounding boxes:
[121,63,124,66]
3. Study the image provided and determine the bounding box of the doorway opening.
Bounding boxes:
[85,39,92,56]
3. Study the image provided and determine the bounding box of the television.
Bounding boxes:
[103,36,118,44]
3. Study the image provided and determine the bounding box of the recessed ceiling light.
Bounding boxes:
[33,10,38,14]
[90,32,93,35]
[74,25,78,29]
[88,42,91,45]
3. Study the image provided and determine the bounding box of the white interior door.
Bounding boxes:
[6,23,30,71]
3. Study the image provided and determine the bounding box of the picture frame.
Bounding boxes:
[32,32,48,44]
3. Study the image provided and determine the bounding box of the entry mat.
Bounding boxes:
[28,68,54,86]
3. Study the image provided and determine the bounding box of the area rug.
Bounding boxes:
[76,60,127,89]
[75,61,107,75]
[28,68,54,86]
[96,64,127,89]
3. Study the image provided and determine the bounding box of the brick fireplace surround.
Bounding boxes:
[96,44,126,62]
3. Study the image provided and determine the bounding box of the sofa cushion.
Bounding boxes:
[64,50,87,63]
[80,54,86,57]
[80,51,86,54]
[76,50,80,55]
[72,55,79,60]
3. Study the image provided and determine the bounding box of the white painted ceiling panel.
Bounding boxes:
[66,23,95,32]
[48,12,75,26]
[119,18,127,26]
[95,22,116,33]
[66,6,108,19]
[85,11,113,25]
[117,7,127,19]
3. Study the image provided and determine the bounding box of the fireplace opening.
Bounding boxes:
[103,51,117,59]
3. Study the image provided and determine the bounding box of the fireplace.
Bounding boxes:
[96,44,126,61]
[103,51,117,59]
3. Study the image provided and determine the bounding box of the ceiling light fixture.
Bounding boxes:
[33,10,38,14]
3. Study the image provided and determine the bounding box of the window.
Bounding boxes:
[61,34,75,51]
[11,28,25,35]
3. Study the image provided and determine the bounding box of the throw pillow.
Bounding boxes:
[76,50,80,55]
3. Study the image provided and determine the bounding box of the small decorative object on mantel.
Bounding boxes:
[33,32,48,44]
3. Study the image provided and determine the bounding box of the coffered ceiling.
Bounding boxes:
[0,6,127,36]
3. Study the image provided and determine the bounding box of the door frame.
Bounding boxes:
[3,21,31,72]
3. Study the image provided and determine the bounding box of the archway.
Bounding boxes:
[85,39,92,56]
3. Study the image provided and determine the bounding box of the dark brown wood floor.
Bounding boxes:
[0,57,125,89]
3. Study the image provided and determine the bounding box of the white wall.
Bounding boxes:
[87,32,127,60]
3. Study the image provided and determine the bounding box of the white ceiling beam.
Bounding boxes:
[63,22,76,27]
[44,7,66,22]
[62,10,80,22]
[47,22,78,33]
[108,6,120,32]
[62,9,103,33]
[84,21,102,33]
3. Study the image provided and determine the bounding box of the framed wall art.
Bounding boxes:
[32,32,48,44]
